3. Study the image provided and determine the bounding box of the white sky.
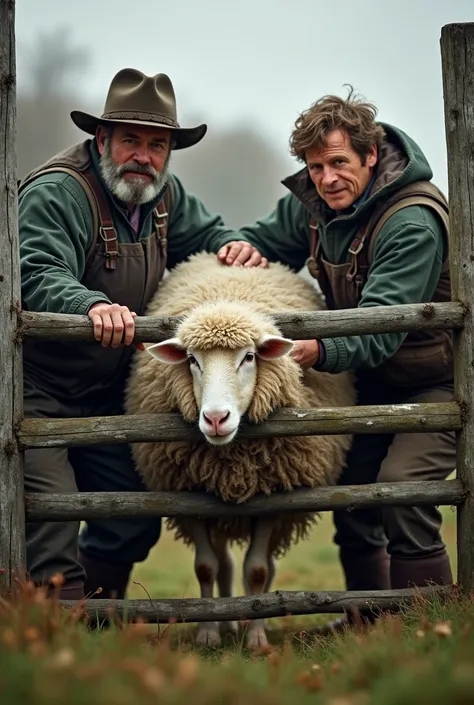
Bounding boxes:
[15,0,474,194]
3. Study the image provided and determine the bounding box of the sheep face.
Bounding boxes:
[146,334,294,445]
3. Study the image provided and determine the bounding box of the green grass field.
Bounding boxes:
[2,505,469,705]
[129,506,458,603]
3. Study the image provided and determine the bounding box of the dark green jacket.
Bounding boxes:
[19,139,236,316]
[237,123,448,374]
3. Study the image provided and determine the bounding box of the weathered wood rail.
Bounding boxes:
[0,0,26,592]
[25,480,465,521]
[441,21,474,589]
[18,300,466,342]
[18,402,463,448]
[61,586,452,623]
[1,13,473,626]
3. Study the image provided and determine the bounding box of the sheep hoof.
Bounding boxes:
[246,627,269,651]
[195,624,221,647]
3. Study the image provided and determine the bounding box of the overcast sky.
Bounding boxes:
[15,0,473,195]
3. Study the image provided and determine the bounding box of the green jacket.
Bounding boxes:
[19,139,236,316]
[237,123,448,375]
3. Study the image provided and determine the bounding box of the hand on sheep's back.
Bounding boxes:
[217,240,269,269]
[87,302,145,351]
[290,339,320,369]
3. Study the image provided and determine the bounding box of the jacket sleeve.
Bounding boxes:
[165,174,238,268]
[316,205,447,373]
[19,175,112,315]
[237,192,311,271]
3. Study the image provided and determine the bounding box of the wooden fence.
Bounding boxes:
[1,8,474,624]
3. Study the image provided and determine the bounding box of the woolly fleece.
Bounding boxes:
[124,252,357,556]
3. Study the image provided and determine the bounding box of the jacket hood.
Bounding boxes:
[282,122,434,224]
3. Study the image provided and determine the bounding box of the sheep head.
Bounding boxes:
[145,301,295,446]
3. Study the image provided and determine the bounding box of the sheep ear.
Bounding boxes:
[257,335,294,360]
[146,338,187,364]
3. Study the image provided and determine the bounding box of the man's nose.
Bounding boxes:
[321,167,337,186]
[133,148,152,165]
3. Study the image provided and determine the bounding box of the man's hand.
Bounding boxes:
[88,302,145,351]
[290,339,320,369]
[217,240,269,268]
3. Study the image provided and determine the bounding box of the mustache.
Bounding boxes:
[116,161,159,179]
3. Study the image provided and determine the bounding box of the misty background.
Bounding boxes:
[15,0,473,231]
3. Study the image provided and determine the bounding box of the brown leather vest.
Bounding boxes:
[305,180,453,388]
[19,141,172,403]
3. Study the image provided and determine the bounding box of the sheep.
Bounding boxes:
[124,252,356,650]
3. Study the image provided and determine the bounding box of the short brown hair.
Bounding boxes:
[289,85,386,163]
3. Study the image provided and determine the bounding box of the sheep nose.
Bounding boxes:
[202,409,231,433]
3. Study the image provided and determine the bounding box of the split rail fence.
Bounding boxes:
[1,10,474,625]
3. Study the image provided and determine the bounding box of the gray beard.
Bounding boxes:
[99,138,170,205]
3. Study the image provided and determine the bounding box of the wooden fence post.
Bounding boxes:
[0,0,26,595]
[441,22,474,590]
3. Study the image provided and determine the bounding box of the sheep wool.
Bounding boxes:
[124,252,357,556]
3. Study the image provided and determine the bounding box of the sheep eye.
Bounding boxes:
[243,352,255,364]
[187,354,197,366]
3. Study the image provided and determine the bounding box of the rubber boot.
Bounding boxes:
[390,550,453,589]
[41,581,85,601]
[78,550,132,600]
[316,546,391,635]
[57,582,86,600]
[78,550,133,630]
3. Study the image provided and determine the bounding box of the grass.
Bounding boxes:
[1,506,466,704]
[129,506,458,626]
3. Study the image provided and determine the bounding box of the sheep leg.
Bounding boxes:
[243,518,275,650]
[213,534,239,637]
[185,518,221,647]
[263,549,277,632]
[266,550,276,591]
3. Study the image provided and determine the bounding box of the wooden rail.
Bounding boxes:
[25,480,465,521]
[61,586,452,623]
[0,0,25,594]
[18,402,463,449]
[441,21,474,589]
[19,301,466,342]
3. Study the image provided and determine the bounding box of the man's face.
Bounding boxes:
[305,128,377,211]
[96,124,172,206]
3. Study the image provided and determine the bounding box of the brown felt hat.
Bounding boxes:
[70,68,207,150]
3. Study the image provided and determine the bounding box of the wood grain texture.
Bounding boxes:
[441,22,474,590]
[60,586,452,623]
[19,301,465,343]
[18,402,462,449]
[0,0,26,596]
[25,479,465,521]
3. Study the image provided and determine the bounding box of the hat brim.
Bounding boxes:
[70,110,207,150]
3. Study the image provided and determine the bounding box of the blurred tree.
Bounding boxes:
[171,120,295,228]
[20,26,90,97]
[16,26,93,178]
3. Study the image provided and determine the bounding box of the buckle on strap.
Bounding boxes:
[99,225,117,242]
[348,236,365,256]
[305,256,319,279]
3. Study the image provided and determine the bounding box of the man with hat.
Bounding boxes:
[18,68,266,602]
